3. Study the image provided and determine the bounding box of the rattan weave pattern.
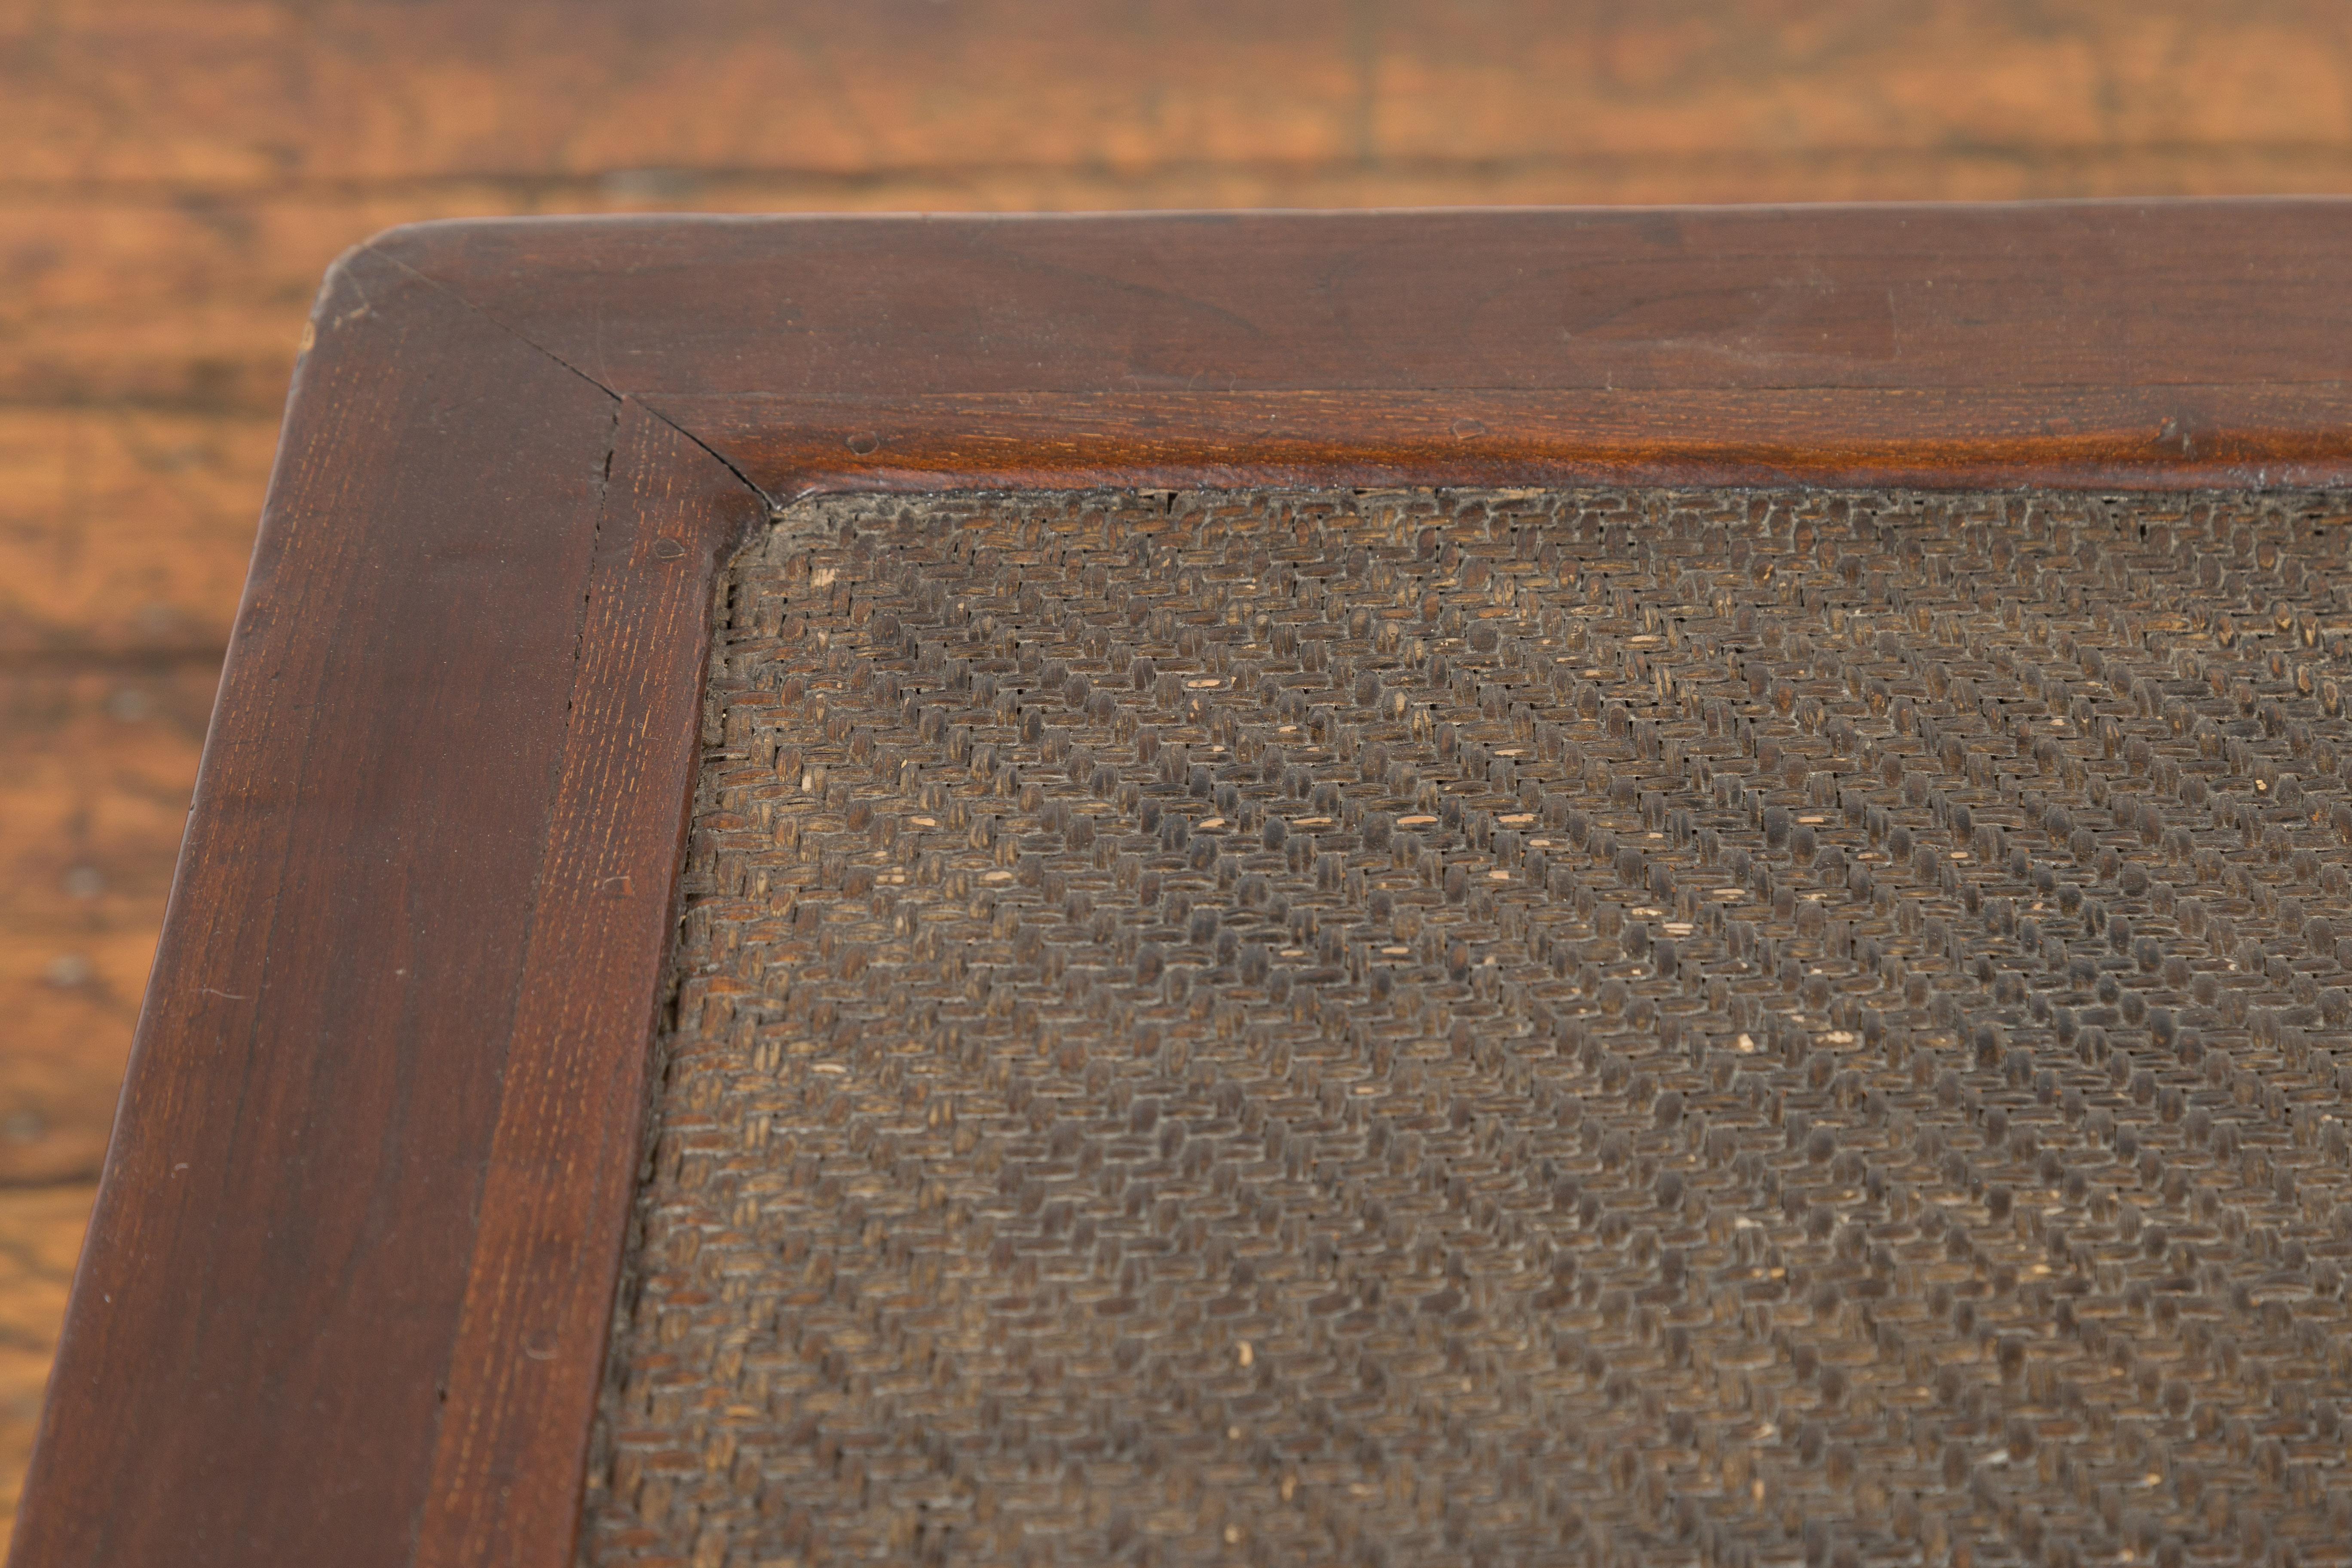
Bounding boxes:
[581,487,2352,1568]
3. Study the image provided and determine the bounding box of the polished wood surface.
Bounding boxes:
[389,202,2352,491]
[17,248,646,1565]
[380,202,2352,401]
[17,1,2352,1188]
[417,404,753,1565]
[10,0,2352,1539]
[13,201,2352,1566]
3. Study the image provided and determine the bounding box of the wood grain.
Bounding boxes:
[416,403,757,1568]
[9,247,628,1567]
[16,204,2352,1565]
[377,204,2352,499]
[15,3,2352,1201]
[15,0,2352,1552]
[11,0,2352,188]
[13,2,2352,416]
[377,203,2352,401]
[26,149,2352,418]
[665,384,2352,499]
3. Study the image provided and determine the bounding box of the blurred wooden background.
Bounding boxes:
[9,0,2352,1537]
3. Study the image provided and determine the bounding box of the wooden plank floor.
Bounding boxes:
[8,0,2352,1539]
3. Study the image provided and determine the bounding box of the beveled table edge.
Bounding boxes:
[18,200,2352,1568]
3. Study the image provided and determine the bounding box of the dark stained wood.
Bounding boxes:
[21,12,2352,1498]
[661,385,2352,498]
[375,203,2352,399]
[11,249,635,1567]
[384,203,2352,487]
[416,403,756,1568]
[24,3,2352,423]
[15,1,2352,1327]
[17,200,2352,1567]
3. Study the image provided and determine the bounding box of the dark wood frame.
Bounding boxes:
[17,201,2352,1568]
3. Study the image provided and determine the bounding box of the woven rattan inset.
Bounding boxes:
[579,488,2352,1568]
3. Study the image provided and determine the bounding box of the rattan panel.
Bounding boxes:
[580,488,2352,1567]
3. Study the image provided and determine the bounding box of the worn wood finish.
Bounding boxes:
[376,203,2352,401]
[18,1,2352,1377]
[25,0,2352,470]
[417,404,756,1566]
[30,152,2352,421]
[12,248,631,1566]
[16,201,2352,1566]
[665,385,2352,498]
